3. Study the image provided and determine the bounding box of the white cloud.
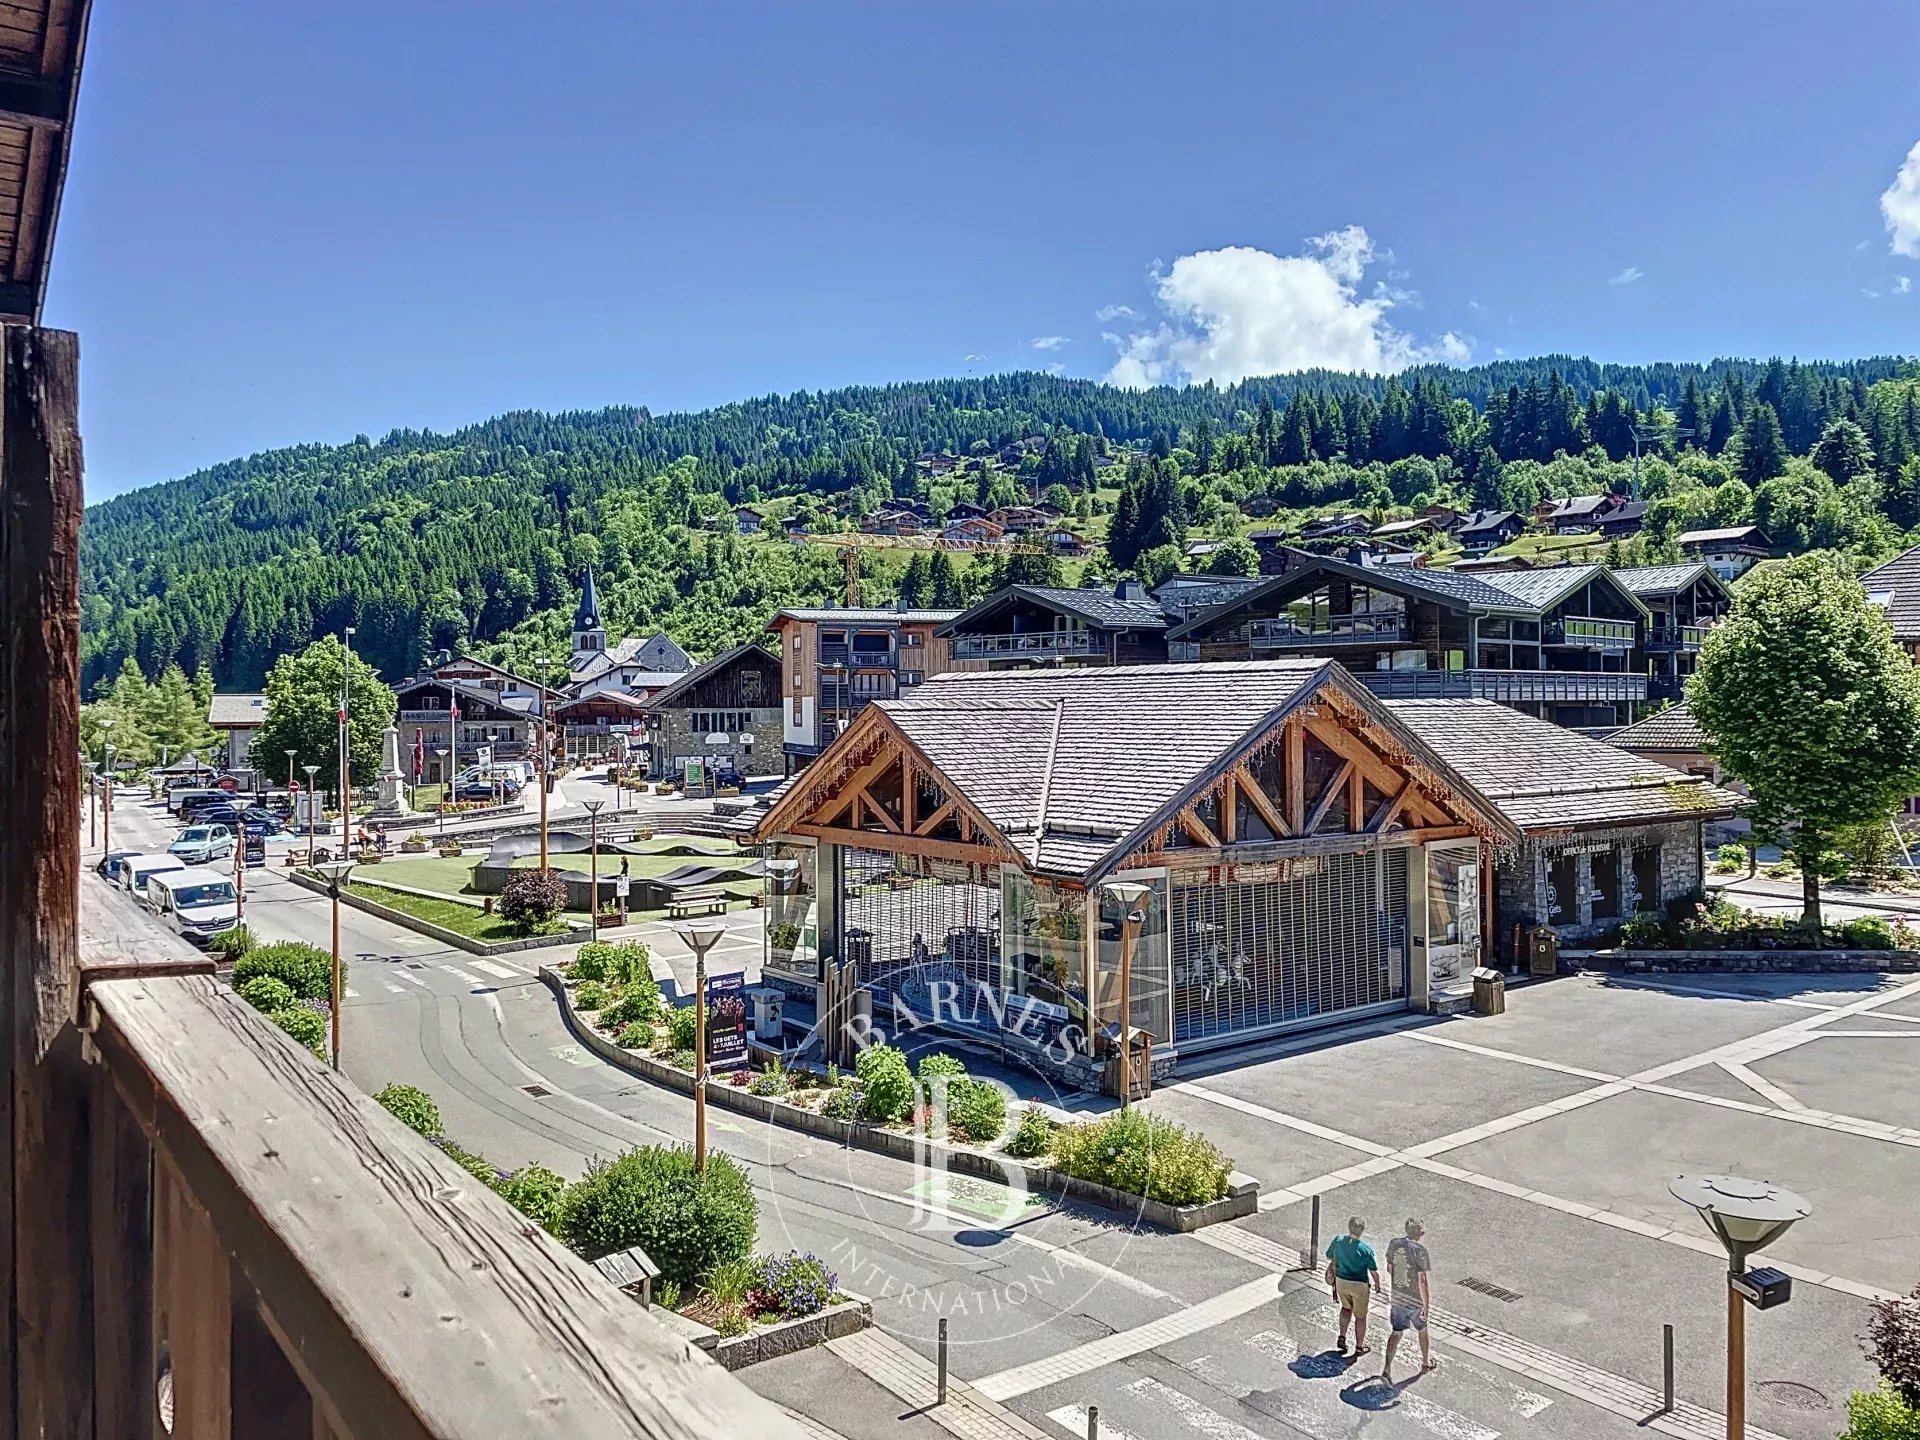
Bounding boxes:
[1100,227,1467,388]
[1863,288,1882,300]
[1899,276,1914,295]
[1030,335,1070,350]
[1608,266,1644,287]
[1094,303,1136,322]
[1044,361,1067,376]
[1881,140,1920,257]
[1466,299,1485,312]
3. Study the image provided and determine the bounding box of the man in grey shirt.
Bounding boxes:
[1382,1218,1434,1383]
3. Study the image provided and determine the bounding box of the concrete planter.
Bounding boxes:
[539,967,1257,1232]
[1576,947,1920,975]
[655,1294,872,1371]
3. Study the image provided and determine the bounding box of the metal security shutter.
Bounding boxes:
[1171,850,1408,1045]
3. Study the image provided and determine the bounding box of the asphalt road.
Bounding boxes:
[96,788,1891,1440]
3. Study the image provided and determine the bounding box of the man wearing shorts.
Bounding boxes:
[1383,1218,1434,1383]
[1325,1217,1384,1355]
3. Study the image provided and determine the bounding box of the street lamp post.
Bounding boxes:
[583,799,605,941]
[538,711,550,870]
[286,749,297,803]
[1100,879,1153,1107]
[1670,1174,1811,1440]
[313,858,358,1069]
[302,765,319,860]
[675,920,726,1174]
[340,625,357,862]
[102,741,115,856]
[433,748,449,832]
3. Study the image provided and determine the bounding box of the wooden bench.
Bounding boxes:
[667,887,729,919]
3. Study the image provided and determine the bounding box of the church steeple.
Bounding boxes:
[571,566,606,657]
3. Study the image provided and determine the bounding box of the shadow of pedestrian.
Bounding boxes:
[1339,1376,1401,1412]
[1287,1349,1350,1381]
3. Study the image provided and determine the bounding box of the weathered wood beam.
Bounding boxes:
[901,754,916,832]
[1303,714,1407,800]
[0,72,68,131]
[1346,763,1365,834]
[1221,772,1238,844]
[1304,760,1355,836]
[1368,783,1414,832]
[1284,720,1305,834]
[161,1157,234,1440]
[2,326,85,1439]
[811,734,902,828]
[1232,761,1292,839]
[856,785,902,835]
[1179,810,1221,849]
[794,823,1003,865]
[913,795,958,837]
[92,1061,154,1440]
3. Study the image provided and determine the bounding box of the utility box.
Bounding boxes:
[1472,966,1507,1016]
[1528,926,1559,977]
[1732,1267,1793,1310]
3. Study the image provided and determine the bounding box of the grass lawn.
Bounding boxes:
[342,881,524,942]
[364,835,762,910]
[1487,530,1611,564]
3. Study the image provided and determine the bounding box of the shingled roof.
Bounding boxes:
[1862,542,1920,642]
[1604,702,1710,753]
[1385,700,1741,831]
[858,660,1505,877]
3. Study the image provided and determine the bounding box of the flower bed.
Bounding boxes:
[541,969,1257,1230]
[1620,896,1912,952]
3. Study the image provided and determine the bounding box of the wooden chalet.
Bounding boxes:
[938,580,1172,668]
[1164,553,1653,729]
[1863,541,1920,660]
[1612,562,1731,701]
[550,687,651,763]
[392,671,545,780]
[767,605,962,767]
[741,660,1515,1084]
[1676,524,1773,580]
[642,641,784,777]
[1455,509,1524,554]
[3,10,788,1437]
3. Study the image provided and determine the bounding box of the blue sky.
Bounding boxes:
[54,0,1920,497]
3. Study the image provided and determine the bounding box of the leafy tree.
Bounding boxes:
[249,636,397,791]
[1205,537,1260,577]
[1137,544,1185,588]
[1689,553,1920,930]
[147,662,219,763]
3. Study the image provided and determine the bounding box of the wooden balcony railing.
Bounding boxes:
[1643,624,1708,652]
[949,631,1106,659]
[70,903,794,1440]
[1358,668,1649,702]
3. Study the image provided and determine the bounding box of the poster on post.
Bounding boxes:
[704,971,749,1072]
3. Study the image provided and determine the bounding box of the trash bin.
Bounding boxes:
[1528,926,1559,977]
[1471,966,1506,1016]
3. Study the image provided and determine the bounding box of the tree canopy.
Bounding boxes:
[249,636,397,791]
[1689,552,1920,928]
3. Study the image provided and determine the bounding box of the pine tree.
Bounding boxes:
[1810,417,1876,484]
[898,552,931,606]
[927,551,963,608]
[1732,403,1789,486]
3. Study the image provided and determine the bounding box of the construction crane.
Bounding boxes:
[791,531,1056,607]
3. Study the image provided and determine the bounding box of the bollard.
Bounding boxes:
[1086,1403,1099,1439]
[1662,1323,1674,1413]
[1305,1194,1321,1271]
[937,1318,948,1406]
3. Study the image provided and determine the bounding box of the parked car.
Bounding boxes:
[95,849,140,882]
[169,823,234,865]
[183,801,282,833]
[146,867,240,944]
[168,787,228,818]
[455,777,523,802]
[119,853,188,899]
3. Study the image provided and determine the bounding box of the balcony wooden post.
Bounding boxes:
[91,1062,155,1440]
[1,325,89,1440]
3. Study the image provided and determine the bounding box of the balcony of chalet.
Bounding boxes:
[1356,669,1650,702]
[949,630,1107,660]
[1642,623,1709,653]
[1540,615,1637,650]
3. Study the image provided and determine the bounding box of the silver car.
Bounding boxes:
[168,823,233,865]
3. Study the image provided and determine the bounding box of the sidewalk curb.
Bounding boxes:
[537,965,1259,1233]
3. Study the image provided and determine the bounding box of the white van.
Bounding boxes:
[119,853,187,901]
[146,867,240,944]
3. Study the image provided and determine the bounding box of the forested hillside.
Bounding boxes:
[81,356,1920,693]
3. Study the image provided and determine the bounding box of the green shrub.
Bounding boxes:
[821,1085,863,1120]
[374,1083,442,1138]
[237,974,296,1014]
[574,981,610,1012]
[435,1136,504,1186]
[856,1044,914,1123]
[1050,1109,1231,1206]
[704,1255,759,1305]
[944,1077,1007,1142]
[574,938,650,985]
[269,1004,326,1058]
[655,1279,683,1311]
[667,1002,699,1050]
[1617,912,1668,949]
[668,1048,696,1071]
[1714,843,1749,867]
[208,924,254,960]
[1841,1386,1920,1440]
[756,1251,836,1316]
[499,868,568,933]
[495,1164,567,1231]
[712,1306,750,1338]
[554,1145,758,1287]
[602,983,663,1028]
[232,941,331,1001]
[749,1059,790,1098]
[1845,916,1898,951]
[915,1051,967,1097]
[1005,1105,1055,1158]
[606,939,651,985]
[1764,859,1798,880]
[572,940,618,983]
[616,1021,652,1049]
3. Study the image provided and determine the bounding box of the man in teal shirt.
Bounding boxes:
[1325,1216,1385,1355]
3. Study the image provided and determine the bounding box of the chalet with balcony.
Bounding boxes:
[393,668,548,782]
[1299,512,1370,541]
[1537,494,1624,534]
[1163,553,1652,729]
[1677,525,1773,580]
[1597,500,1649,538]
[734,503,764,534]
[1613,562,1731,701]
[768,605,962,767]
[938,580,1172,670]
[946,499,988,519]
[942,516,1002,544]
[860,506,922,536]
[1456,509,1524,554]
[1371,515,1439,543]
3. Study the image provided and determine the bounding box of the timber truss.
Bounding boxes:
[754,712,1017,865]
[1116,682,1510,869]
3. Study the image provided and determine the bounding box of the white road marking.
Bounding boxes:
[1047,1404,1142,1440]
[342,986,358,999]
[383,983,405,995]
[972,1276,1283,1401]
[1127,1377,1267,1440]
[1716,1059,1807,1111]
[469,958,519,979]
[1183,1354,1334,1439]
[1402,1029,1619,1082]
[440,964,485,985]
[394,970,429,988]
[1168,1082,1395,1158]
[1259,1322,1502,1440]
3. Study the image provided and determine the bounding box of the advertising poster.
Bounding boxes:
[704,971,749,1072]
